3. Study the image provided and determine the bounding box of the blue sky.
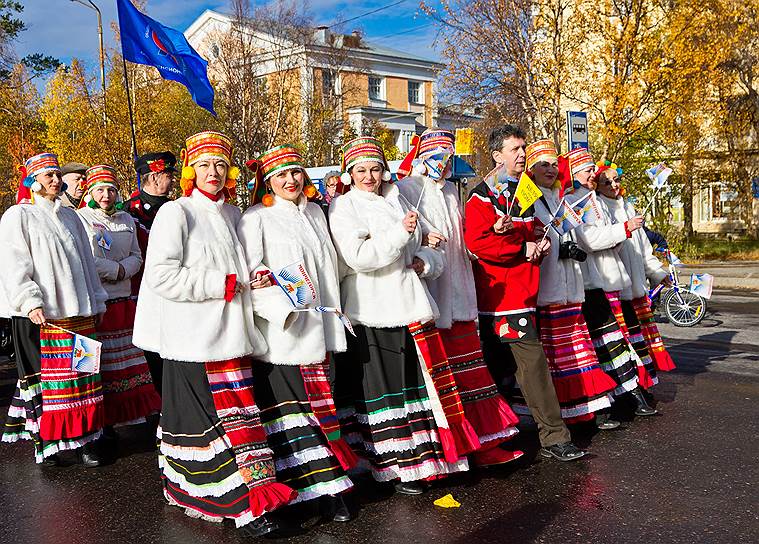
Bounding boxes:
[15,0,444,79]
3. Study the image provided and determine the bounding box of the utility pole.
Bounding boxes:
[71,0,107,127]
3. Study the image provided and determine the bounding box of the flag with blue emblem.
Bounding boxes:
[116,0,216,115]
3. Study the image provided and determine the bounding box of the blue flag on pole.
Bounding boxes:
[116,0,216,115]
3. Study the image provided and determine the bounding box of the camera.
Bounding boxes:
[558,241,587,262]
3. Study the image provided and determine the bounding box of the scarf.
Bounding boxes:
[299,358,359,470]
[205,358,297,516]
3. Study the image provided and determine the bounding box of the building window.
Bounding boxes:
[369,76,382,100]
[322,69,337,97]
[408,81,422,104]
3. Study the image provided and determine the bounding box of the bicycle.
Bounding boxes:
[649,249,707,327]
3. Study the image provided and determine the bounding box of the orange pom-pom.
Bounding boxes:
[262,193,275,207]
[180,176,195,196]
[304,184,317,198]
[225,176,236,189]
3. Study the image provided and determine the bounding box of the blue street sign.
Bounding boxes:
[566,111,588,150]
[752,177,759,198]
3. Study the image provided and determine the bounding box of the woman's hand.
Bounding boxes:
[250,271,273,290]
[422,231,447,249]
[493,215,514,234]
[408,257,425,276]
[402,211,418,233]
[28,308,46,326]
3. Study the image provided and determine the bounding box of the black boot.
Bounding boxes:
[42,454,60,467]
[394,481,425,495]
[78,442,102,468]
[632,388,658,416]
[596,410,621,430]
[238,515,278,539]
[320,494,354,522]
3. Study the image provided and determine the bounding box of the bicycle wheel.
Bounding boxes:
[663,289,707,327]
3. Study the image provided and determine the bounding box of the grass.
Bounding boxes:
[678,238,759,262]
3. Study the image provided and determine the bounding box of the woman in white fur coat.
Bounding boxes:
[133,131,295,539]
[571,159,658,417]
[77,165,160,436]
[596,167,676,379]
[0,153,108,468]
[329,137,469,496]
[396,128,521,467]
[526,140,616,427]
[237,145,355,523]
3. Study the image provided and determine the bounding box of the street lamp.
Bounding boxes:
[70,0,107,127]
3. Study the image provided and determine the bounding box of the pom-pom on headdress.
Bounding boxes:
[17,153,62,204]
[246,144,316,207]
[340,136,392,185]
[179,131,240,200]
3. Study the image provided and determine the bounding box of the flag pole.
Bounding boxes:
[641,185,664,217]
[121,55,140,186]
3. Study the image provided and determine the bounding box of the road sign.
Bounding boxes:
[566,111,588,150]
[752,177,759,198]
[455,128,474,156]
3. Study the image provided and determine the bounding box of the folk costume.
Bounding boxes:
[0,153,109,463]
[77,165,160,428]
[329,137,471,484]
[528,140,616,423]
[600,191,676,374]
[464,158,572,450]
[570,158,651,397]
[238,145,355,504]
[133,132,295,530]
[396,129,521,465]
[124,151,177,395]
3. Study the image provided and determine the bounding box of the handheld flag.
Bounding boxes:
[117,0,216,115]
[483,163,511,196]
[549,199,583,235]
[41,325,102,374]
[514,173,542,216]
[645,163,672,189]
[272,262,317,309]
[689,273,714,299]
[570,191,602,225]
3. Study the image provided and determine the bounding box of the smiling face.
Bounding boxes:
[92,185,118,209]
[269,168,305,202]
[531,159,559,189]
[36,170,64,200]
[194,159,228,195]
[596,169,621,198]
[574,165,596,189]
[350,162,384,193]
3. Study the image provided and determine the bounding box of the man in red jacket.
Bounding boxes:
[464,125,586,461]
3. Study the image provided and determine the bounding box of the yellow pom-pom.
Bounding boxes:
[304,184,317,198]
[228,166,240,180]
[262,193,275,207]
[181,166,196,180]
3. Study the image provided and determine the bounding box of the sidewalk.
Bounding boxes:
[682,260,759,290]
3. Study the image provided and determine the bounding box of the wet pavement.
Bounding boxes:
[1,289,757,544]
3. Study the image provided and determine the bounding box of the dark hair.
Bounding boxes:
[488,125,527,155]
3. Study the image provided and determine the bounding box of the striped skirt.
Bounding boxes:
[159,359,294,528]
[3,316,103,463]
[438,321,519,447]
[98,298,160,426]
[537,304,616,421]
[620,300,658,390]
[252,361,353,503]
[333,324,469,483]
[581,289,639,396]
[631,296,676,372]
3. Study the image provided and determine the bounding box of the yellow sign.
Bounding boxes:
[455,128,474,156]
[433,493,461,508]
[515,172,542,216]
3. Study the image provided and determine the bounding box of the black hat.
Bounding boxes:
[135,152,177,176]
[61,162,89,176]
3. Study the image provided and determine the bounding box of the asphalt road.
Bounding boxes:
[1,288,757,544]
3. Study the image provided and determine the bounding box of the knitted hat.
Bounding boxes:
[17,153,62,204]
[397,128,455,180]
[525,139,558,171]
[563,147,595,176]
[82,165,119,209]
[246,144,317,207]
[179,131,240,199]
[340,136,391,184]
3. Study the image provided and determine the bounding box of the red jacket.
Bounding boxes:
[464,179,540,315]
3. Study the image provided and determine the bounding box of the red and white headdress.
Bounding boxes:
[525,139,558,171]
[246,144,317,206]
[17,152,61,204]
[82,165,119,209]
[397,128,455,180]
[340,137,391,185]
[179,131,240,198]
